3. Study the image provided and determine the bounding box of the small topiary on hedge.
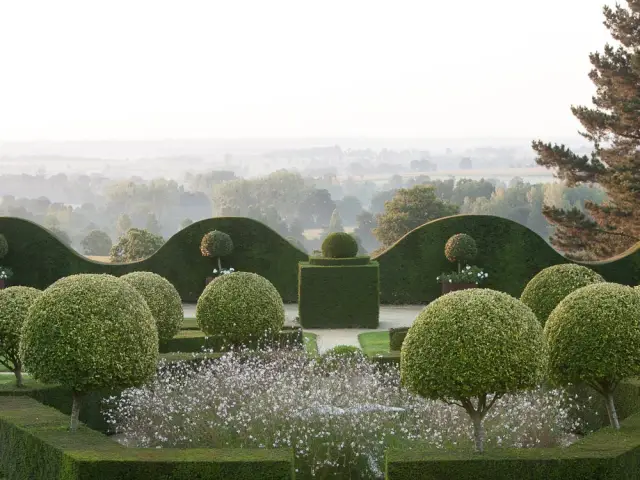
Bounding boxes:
[520,264,605,325]
[196,271,285,345]
[0,286,41,387]
[0,233,8,259]
[444,233,477,271]
[200,230,234,270]
[545,283,640,430]
[20,274,159,431]
[321,232,358,258]
[401,289,546,453]
[121,271,184,342]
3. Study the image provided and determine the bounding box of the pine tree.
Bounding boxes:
[532,1,640,259]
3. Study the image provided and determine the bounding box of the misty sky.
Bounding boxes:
[0,0,616,141]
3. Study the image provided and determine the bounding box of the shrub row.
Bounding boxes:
[308,256,371,266]
[159,327,304,353]
[0,396,294,480]
[298,262,380,328]
[389,327,409,351]
[385,412,640,479]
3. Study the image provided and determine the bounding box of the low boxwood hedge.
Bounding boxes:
[298,262,380,328]
[389,327,409,351]
[308,256,371,266]
[0,396,294,480]
[159,327,304,353]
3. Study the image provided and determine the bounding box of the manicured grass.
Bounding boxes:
[358,331,390,356]
[303,332,318,356]
[182,316,199,329]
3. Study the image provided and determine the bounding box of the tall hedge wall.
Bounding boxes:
[372,215,640,304]
[0,216,307,302]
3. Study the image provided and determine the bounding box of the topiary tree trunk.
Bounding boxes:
[459,393,501,453]
[70,391,84,432]
[217,256,222,271]
[590,380,620,430]
[13,359,23,388]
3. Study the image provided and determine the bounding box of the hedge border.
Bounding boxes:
[160,327,304,353]
[389,328,409,352]
[298,262,380,328]
[0,396,294,480]
[308,256,371,266]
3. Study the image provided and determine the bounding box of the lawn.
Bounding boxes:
[303,332,318,356]
[358,331,390,356]
[182,317,199,329]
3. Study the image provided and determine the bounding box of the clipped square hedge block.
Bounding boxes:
[298,262,380,328]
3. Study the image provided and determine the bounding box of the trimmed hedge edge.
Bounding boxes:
[308,256,371,266]
[0,396,295,480]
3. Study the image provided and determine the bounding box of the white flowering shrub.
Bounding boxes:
[105,349,585,479]
[121,271,184,342]
[196,271,285,344]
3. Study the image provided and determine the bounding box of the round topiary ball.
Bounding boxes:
[0,286,41,386]
[0,234,8,259]
[545,283,640,390]
[321,232,358,258]
[120,271,183,342]
[401,289,546,401]
[444,233,477,265]
[196,271,285,344]
[520,264,604,326]
[200,230,234,258]
[20,274,159,393]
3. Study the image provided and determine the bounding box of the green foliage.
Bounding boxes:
[374,185,459,247]
[0,396,295,480]
[0,234,7,259]
[389,327,409,352]
[545,283,640,396]
[80,229,112,256]
[298,263,380,328]
[444,233,477,265]
[308,256,370,266]
[320,345,365,370]
[321,232,358,258]
[121,271,184,342]
[20,274,159,393]
[520,264,605,325]
[196,272,285,344]
[437,265,488,285]
[402,289,545,402]
[200,230,234,258]
[159,327,303,353]
[0,287,41,385]
[110,228,165,262]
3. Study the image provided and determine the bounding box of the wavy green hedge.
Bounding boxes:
[373,215,640,304]
[0,217,307,303]
[1,215,638,305]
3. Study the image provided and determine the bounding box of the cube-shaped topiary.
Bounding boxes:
[298,262,380,328]
[321,232,358,258]
[200,230,234,270]
[20,274,159,431]
[545,283,640,430]
[444,233,477,271]
[520,264,604,326]
[401,289,546,453]
[121,271,184,343]
[196,271,285,345]
[0,233,7,259]
[0,286,41,387]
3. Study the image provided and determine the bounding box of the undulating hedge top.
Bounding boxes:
[196,271,285,344]
[444,233,477,265]
[20,274,159,393]
[120,271,184,342]
[545,283,640,388]
[520,264,605,325]
[401,289,546,401]
[200,229,234,258]
[0,233,7,259]
[321,232,358,258]
[0,286,41,365]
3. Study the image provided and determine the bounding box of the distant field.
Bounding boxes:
[86,255,111,263]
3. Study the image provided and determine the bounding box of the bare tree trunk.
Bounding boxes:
[471,413,485,453]
[606,392,620,430]
[70,391,83,432]
[217,257,222,271]
[14,360,23,388]
[458,261,461,273]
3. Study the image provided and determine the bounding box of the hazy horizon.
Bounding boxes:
[0,0,615,143]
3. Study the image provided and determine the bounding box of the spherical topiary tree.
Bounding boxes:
[20,274,158,431]
[545,283,640,430]
[0,287,41,387]
[520,264,605,326]
[401,289,546,453]
[0,234,8,260]
[200,230,234,270]
[196,271,285,345]
[321,232,358,258]
[120,272,183,342]
[444,233,477,272]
